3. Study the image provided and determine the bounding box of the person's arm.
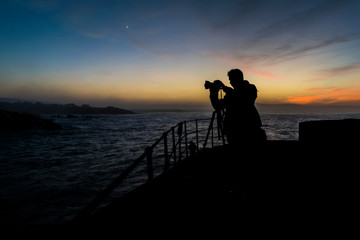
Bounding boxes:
[249,84,258,104]
[209,88,223,111]
[208,80,226,111]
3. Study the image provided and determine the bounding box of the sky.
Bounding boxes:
[1,0,360,110]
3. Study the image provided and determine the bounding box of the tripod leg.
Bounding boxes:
[216,110,226,144]
[203,111,216,149]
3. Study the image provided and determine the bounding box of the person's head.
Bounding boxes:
[227,69,244,88]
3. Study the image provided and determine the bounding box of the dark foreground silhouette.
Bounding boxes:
[0,110,62,131]
[74,119,359,230]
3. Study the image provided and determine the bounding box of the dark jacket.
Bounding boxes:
[210,80,262,143]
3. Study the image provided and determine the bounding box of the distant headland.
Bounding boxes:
[0,99,135,115]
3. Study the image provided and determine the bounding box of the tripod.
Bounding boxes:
[203,109,226,149]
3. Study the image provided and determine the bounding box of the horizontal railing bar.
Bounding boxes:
[184,118,212,122]
[149,134,165,150]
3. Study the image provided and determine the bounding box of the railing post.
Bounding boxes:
[171,127,177,164]
[211,123,214,148]
[163,132,169,172]
[184,121,188,158]
[195,119,199,152]
[178,122,183,161]
[145,147,153,182]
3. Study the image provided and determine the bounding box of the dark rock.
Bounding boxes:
[0,101,135,115]
[299,119,360,144]
[0,110,62,131]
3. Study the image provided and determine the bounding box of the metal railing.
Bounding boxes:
[74,111,225,221]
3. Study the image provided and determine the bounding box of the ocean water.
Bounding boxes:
[0,111,359,224]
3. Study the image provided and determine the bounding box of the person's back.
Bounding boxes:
[223,82,262,144]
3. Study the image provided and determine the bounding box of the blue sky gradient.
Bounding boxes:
[1,0,360,110]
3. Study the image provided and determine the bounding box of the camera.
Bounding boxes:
[204,80,222,90]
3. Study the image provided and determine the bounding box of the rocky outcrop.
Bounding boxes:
[0,102,135,115]
[0,110,62,131]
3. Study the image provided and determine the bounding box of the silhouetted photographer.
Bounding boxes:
[205,69,266,145]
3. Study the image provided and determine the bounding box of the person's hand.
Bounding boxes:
[213,80,225,89]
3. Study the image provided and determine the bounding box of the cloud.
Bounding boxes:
[304,87,336,92]
[202,0,360,66]
[285,87,360,104]
[271,36,360,64]
[249,0,354,41]
[246,69,278,80]
[319,62,360,78]
[285,95,334,104]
